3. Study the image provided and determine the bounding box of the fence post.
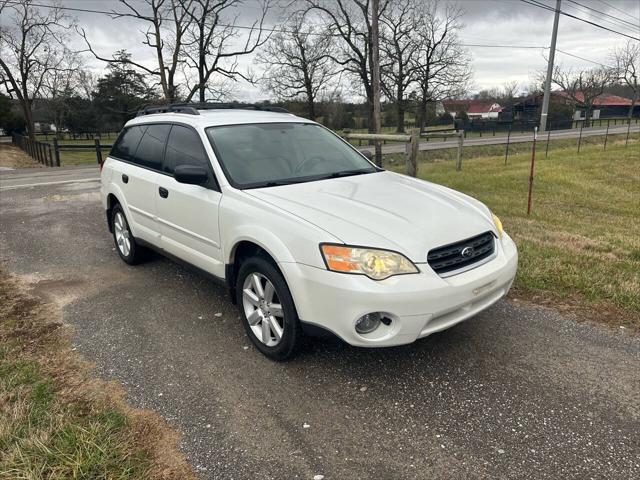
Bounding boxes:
[456,131,463,171]
[603,122,610,150]
[52,138,61,166]
[405,130,419,177]
[545,128,551,158]
[94,137,103,165]
[626,118,631,147]
[527,127,538,216]
[577,122,584,153]
[504,126,511,165]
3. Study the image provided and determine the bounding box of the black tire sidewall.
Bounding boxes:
[236,257,301,361]
[111,204,138,265]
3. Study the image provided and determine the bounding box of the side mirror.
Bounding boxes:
[174,165,208,185]
[361,150,373,161]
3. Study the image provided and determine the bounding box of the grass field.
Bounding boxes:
[0,272,195,479]
[386,134,640,329]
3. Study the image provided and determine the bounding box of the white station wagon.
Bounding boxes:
[101,104,518,360]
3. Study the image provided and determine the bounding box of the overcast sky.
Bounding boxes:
[6,0,640,100]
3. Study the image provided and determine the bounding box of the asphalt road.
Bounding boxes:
[378,124,640,155]
[0,173,638,479]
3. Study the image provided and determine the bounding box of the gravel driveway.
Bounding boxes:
[1,172,638,479]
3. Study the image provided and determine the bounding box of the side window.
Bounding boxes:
[110,125,146,161]
[163,125,209,175]
[132,124,171,170]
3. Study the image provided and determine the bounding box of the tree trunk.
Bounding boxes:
[22,103,35,140]
[305,80,316,120]
[396,99,405,133]
[306,96,316,121]
[584,106,592,128]
[417,96,428,133]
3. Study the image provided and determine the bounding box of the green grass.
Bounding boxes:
[386,134,640,328]
[0,273,195,479]
[0,359,150,479]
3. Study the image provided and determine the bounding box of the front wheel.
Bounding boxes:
[236,256,302,361]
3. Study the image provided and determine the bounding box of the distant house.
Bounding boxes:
[441,100,502,119]
[513,92,637,121]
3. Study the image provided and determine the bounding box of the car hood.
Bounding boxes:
[247,171,497,263]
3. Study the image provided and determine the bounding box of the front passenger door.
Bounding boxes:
[156,125,223,277]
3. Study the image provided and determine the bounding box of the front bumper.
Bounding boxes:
[280,233,518,347]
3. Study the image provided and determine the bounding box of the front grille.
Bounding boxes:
[427,231,495,276]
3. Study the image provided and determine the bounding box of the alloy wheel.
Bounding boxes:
[242,272,285,347]
[114,211,131,257]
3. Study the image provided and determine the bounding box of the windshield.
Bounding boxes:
[205,123,377,188]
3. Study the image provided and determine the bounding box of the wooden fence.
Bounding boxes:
[343,131,420,176]
[51,138,113,166]
[12,134,57,166]
[12,134,112,167]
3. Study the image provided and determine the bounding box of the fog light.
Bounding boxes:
[355,312,383,334]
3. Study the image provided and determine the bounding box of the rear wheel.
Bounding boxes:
[111,204,142,265]
[236,256,302,360]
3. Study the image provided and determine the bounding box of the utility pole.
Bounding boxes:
[540,0,561,133]
[371,0,382,167]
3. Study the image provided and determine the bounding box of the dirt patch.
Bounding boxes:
[0,144,43,169]
[0,270,197,479]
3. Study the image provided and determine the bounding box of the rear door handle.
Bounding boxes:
[159,187,169,198]
[121,174,129,184]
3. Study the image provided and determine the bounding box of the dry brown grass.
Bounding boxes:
[0,144,43,169]
[0,271,196,479]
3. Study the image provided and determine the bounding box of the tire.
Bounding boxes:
[111,204,142,265]
[236,256,302,361]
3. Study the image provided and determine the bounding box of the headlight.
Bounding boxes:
[492,213,504,239]
[320,244,418,280]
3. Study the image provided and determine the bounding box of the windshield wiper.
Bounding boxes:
[321,169,376,179]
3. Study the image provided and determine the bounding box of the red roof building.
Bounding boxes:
[442,100,503,119]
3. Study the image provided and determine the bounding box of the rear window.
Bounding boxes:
[134,124,171,170]
[110,126,146,161]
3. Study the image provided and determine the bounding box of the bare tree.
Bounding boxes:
[379,0,421,132]
[256,13,335,119]
[302,0,390,132]
[611,40,639,119]
[552,65,614,127]
[181,0,271,103]
[43,51,84,137]
[0,0,75,139]
[79,0,193,102]
[411,2,471,131]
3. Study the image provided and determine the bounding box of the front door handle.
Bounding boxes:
[122,174,129,184]
[159,187,169,198]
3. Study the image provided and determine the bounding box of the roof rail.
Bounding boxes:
[136,102,290,117]
[136,105,200,116]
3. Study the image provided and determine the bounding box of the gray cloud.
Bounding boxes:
[9,0,639,99]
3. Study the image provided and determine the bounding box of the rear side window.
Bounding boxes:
[163,125,209,175]
[133,124,171,170]
[111,126,147,161]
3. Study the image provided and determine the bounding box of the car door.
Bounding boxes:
[157,124,223,277]
[110,124,166,244]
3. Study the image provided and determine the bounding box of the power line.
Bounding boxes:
[565,0,639,31]
[556,48,612,67]
[520,0,640,41]
[1,0,617,66]
[597,0,640,22]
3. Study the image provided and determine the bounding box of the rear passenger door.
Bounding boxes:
[157,124,223,277]
[110,124,170,244]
